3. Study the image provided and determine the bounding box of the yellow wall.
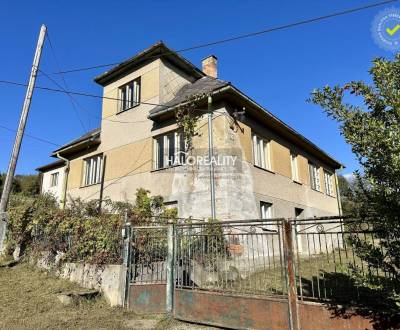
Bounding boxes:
[104,138,153,181]
[270,141,291,178]
[67,159,83,189]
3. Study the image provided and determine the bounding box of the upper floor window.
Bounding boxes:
[252,134,271,171]
[290,153,299,182]
[119,78,141,112]
[83,154,103,186]
[324,170,334,197]
[309,162,321,191]
[154,131,185,170]
[50,172,59,187]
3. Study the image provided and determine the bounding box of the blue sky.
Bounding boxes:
[0,0,396,175]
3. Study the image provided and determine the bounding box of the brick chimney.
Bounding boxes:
[202,55,217,78]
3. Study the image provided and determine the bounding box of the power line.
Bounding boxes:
[50,0,398,75]
[0,78,227,123]
[0,79,168,107]
[0,124,61,147]
[44,32,87,132]
[38,69,166,125]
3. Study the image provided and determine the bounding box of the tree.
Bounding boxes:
[310,55,400,307]
[337,174,358,215]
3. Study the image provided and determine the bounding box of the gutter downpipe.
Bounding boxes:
[56,153,70,209]
[207,95,216,220]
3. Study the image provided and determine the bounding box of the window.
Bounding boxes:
[119,78,141,112]
[50,172,59,187]
[260,202,273,219]
[83,154,103,186]
[252,134,271,171]
[290,153,299,182]
[309,162,321,191]
[324,170,334,196]
[154,131,185,170]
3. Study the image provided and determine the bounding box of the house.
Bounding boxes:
[36,42,343,221]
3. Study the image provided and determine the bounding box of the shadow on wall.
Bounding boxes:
[299,272,400,330]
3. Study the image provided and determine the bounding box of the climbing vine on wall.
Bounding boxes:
[175,93,207,151]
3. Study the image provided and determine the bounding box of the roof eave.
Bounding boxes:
[148,85,343,169]
[94,42,205,86]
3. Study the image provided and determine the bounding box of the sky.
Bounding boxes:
[0,0,397,176]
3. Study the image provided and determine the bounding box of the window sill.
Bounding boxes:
[254,165,275,174]
[151,164,183,173]
[80,182,101,189]
[116,103,140,115]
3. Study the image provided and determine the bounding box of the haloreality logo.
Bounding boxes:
[371,7,400,52]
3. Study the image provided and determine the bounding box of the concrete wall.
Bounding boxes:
[36,255,125,307]
[41,166,66,202]
[60,263,125,307]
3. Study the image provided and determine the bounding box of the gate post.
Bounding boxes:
[122,213,132,308]
[166,220,175,315]
[283,219,300,330]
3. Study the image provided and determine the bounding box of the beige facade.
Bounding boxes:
[37,42,342,220]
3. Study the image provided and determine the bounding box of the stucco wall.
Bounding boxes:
[41,166,65,202]
[59,57,340,219]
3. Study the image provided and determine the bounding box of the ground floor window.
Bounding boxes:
[153,131,185,170]
[50,172,59,187]
[260,201,273,219]
[83,154,103,186]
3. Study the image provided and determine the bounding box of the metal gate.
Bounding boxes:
[126,216,387,330]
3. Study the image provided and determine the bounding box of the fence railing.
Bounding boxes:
[293,217,390,302]
[129,216,395,304]
[175,219,286,296]
[130,225,168,284]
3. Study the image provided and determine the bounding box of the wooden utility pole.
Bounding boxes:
[0,24,47,252]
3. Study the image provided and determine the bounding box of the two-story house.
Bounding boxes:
[37,42,343,220]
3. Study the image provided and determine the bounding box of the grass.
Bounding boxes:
[200,249,374,300]
[0,262,217,330]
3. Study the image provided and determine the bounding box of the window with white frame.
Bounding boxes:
[290,153,299,182]
[119,78,141,112]
[309,162,321,191]
[154,131,185,170]
[50,172,59,187]
[260,201,273,219]
[83,154,103,186]
[252,134,271,171]
[324,170,334,196]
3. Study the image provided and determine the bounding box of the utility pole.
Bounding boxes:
[207,95,216,219]
[0,24,47,252]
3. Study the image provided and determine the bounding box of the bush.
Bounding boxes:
[5,189,177,265]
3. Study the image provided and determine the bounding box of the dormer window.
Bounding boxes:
[119,77,141,112]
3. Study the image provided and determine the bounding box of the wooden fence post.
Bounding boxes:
[283,219,300,330]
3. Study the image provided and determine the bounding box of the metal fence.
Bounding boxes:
[175,219,286,296]
[293,217,390,302]
[129,225,168,284]
[129,216,394,303]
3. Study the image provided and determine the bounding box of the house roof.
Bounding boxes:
[51,127,101,157]
[94,41,205,86]
[43,42,342,171]
[36,159,65,172]
[148,77,343,169]
[149,76,229,118]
